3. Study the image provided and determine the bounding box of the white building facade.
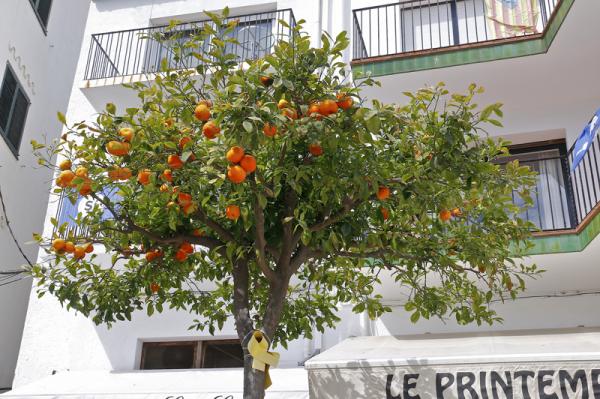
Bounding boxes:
[0,0,90,391]
[9,0,600,397]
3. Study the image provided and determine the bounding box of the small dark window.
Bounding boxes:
[141,342,196,370]
[29,0,53,31]
[202,341,244,368]
[0,64,30,157]
[140,340,244,370]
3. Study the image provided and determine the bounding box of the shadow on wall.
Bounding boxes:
[94,0,183,12]
[309,358,440,399]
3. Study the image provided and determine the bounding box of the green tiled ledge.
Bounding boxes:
[523,210,600,255]
[351,0,574,77]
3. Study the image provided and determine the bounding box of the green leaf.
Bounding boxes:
[242,121,253,133]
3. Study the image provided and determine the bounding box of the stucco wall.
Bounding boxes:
[0,0,90,389]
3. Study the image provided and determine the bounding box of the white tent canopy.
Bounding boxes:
[306,328,600,399]
[2,368,308,399]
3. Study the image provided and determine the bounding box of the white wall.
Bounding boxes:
[13,0,600,390]
[0,0,90,389]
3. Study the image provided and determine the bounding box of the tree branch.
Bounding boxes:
[277,187,298,271]
[250,178,277,284]
[308,196,359,232]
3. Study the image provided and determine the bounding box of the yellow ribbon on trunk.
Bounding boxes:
[247,330,280,389]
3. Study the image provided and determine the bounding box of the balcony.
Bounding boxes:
[352,0,561,63]
[83,9,296,81]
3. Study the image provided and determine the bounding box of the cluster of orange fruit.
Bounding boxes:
[193,100,221,139]
[51,238,94,260]
[226,146,256,184]
[55,160,93,196]
[376,186,391,221]
[106,127,134,157]
[439,207,462,222]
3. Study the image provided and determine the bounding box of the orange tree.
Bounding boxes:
[31,11,538,399]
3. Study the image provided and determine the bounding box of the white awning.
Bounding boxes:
[2,368,308,399]
[306,328,600,399]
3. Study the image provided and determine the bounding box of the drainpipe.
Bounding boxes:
[317,0,323,47]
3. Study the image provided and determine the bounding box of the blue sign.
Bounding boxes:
[58,188,120,229]
[571,108,600,172]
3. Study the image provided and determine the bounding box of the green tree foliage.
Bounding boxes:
[31,9,538,398]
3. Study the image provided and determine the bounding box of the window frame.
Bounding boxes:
[29,0,53,34]
[0,63,31,159]
[497,139,578,230]
[139,339,243,370]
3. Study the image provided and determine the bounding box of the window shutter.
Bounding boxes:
[0,68,17,132]
[6,89,30,151]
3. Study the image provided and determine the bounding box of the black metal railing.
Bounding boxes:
[568,138,600,225]
[84,9,296,80]
[352,0,560,60]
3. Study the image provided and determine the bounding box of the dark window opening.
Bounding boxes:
[140,340,243,370]
[0,64,30,157]
[29,0,53,31]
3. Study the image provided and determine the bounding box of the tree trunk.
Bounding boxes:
[242,341,267,399]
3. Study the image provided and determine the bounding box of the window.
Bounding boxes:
[0,64,30,157]
[140,340,244,370]
[495,141,576,231]
[29,0,52,31]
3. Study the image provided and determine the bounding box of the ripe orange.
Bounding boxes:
[109,167,132,181]
[119,127,135,142]
[177,192,193,206]
[58,159,72,171]
[226,146,245,164]
[263,123,277,138]
[308,103,320,116]
[73,246,86,260]
[281,108,298,120]
[145,249,163,262]
[175,249,188,262]
[164,118,175,128]
[451,207,462,217]
[381,207,390,220]
[150,282,160,294]
[179,136,192,150]
[260,76,274,87]
[75,166,88,178]
[336,94,353,110]
[180,241,194,254]
[161,169,173,182]
[309,143,323,157]
[277,99,289,109]
[182,202,196,215]
[192,229,204,237]
[227,165,247,184]
[240,155,256,173]
[439,209,452,222]
[168,154,184,170]
[84,243,94,253]
[106,141,130,156]
[137,169,152,185]
[52,238,66,252]
[226,205,240,221]
[202,121,220,139]
[56,170,75,188]
[194,104,211,121]
[319,99,339,116]
[78,178,93,196]
[377,186,390,200]
[64,241,75,253]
